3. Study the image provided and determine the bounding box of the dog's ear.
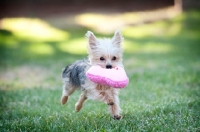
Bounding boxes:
[85,31,98,49]
[112,30,124,47]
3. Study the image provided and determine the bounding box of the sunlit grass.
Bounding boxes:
[75,7,178,34]
[123,20,182,38]
[28,43,55,55]
[75,13,124,34]
[58,38,87,55]
[0,9,187,57]
[1,18,70,42]
[124,41,173,54]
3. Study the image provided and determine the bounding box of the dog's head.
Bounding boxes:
[86,30,124,69]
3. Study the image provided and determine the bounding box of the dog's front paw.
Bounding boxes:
[107,99,114,105]
[75,102,82,112]
[61,96,68,105]
[113,115,122,120]
[107,102,114,105]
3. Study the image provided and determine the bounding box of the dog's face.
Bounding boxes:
[86,30,124,69]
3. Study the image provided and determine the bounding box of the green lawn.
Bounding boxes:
[0,10,200,131]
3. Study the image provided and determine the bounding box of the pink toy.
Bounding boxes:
[86,65,129,88]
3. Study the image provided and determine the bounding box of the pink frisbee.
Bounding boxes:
[86,65,129,88]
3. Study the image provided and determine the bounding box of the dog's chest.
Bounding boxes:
[95,84,114,97]
[96,84,110,91]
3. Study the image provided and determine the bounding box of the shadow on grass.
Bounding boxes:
[0,29,87,67]
[0,10,199,68]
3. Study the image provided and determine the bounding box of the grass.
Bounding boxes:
[0,10,200,131]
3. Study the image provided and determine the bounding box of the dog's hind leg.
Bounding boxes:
[75,91,87,112]
[61,84,75,105]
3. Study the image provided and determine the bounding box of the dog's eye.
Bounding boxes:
[100,57,105,61]
[112,56,117,60]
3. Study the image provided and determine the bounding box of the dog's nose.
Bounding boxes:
[106,65,112,69]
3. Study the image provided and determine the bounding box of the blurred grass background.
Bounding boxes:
[0,0,200,131]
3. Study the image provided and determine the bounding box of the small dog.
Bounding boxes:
[61,30,124,120]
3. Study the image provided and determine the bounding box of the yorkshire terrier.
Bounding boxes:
[61,30,124,120]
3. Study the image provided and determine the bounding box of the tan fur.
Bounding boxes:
[61,96,68,105]
[75,91,87,112]
[61,85,75,105]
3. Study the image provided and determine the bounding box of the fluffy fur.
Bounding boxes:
[61,30,124,120]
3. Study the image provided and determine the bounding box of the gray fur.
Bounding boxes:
[62,60,91,89]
